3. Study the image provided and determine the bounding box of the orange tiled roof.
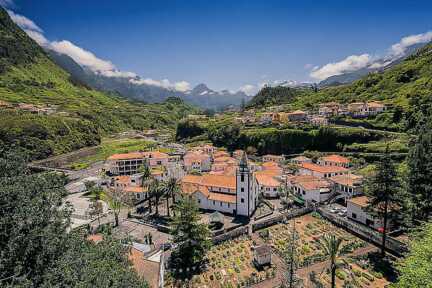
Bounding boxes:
[300,162,348,173]
[320,154,350,164]
[255,173,281,187]
[115,175,131,184]
[214,156,237,163]
[289,175,331,191]
[213,151,230,158]
[209,192,236,203]
[329,174,363,187]
[129,247,160,287]
[124,186,147,193]
[181,174,236,189]
[368,101,385,108]
[347,196,370,208]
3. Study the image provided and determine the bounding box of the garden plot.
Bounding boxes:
[309,253,392,288]
[258,213,368,267]
[165,236,276,288]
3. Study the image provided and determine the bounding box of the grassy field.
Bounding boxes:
[67,138,161,170]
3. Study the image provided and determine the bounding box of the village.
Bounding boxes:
[62,133,403,288]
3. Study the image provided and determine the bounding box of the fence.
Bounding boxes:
[212,226,249,244]
[317,208,408,256]
[252,207,313,232]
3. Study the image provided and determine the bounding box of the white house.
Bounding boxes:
[329,174,363,200]
[183,152,212,172]
[287,175,332,203]
[254,171,283,198]
[317,154,351,168]
[298,162,349,178]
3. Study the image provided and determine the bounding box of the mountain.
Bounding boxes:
[0,7,197,160]
[319,43,427,87]
[182,83,251,110]
[47,50,249,110]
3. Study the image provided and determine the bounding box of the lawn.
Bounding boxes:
[165,236,276,288]
[67,137,158,170]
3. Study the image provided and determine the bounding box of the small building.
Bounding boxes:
[347,196,396,231]
[260,112,274,124]
[254,171,283,198]
[183,152,211,172]
[329,174,363,199]
[106,151,169,175]
[253,245,272,267]
[299,162,349,178]
[262,154,284,163]
[317,154,351,168]
[290,156,312,165]
[286,110,307,122]
[310,116,328,126]
[287,175,332,203]
[367,101,386,115]
[318,102,340,117]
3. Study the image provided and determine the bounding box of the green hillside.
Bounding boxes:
[248,42,432,121]
[0,8,197,160]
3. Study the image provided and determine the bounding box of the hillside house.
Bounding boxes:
[347,196,397,231]
[286,110,307,122]
[299,162,349,178]
[262,154,284,163]
[317,154,351,168]
[183,152,211,172]
[287,175,332,203]
[106,151,169,175]
[329,174,363,200]
[254,170,283,198]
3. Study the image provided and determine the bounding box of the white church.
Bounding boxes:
[180,153,257,217]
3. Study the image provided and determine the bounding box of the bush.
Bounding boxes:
[362,272,374,282]
[336,269,347,280]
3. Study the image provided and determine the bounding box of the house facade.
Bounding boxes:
[287,175,332,203]
[106,151,169,175]
[317,154,351,168]
[298,162,349,178]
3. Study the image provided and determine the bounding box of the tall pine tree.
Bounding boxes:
[366,144,400,257]
[406,122,432,226]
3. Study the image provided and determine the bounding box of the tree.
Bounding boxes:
[170,197,211,279]
[406,122,432,226]
[0,153,148,287]
[149,179,165,216]
[282,220,300,288]
[139,163,153,212]
[163,177,180,217]
[366,144,400,257]
[106,190,123,227]
[319,234,343,288]
[394,222,432,287]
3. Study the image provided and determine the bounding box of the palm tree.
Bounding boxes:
[105,192,123,227]
[149,180,165,216]
[319,234,343,288]
[140,163,153,212]
[164,177,180,217]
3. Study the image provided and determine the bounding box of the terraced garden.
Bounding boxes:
[165,236,276,288]
[258,213,368,267]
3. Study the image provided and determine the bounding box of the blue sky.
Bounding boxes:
[2,0,432,93]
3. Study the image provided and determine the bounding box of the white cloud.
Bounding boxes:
[23,29,48,46]
[310,54,371,80]
[239,84,256,95]
[130,78,191,92]
[6,9,190,89]
[50,40,115,72]
[390,31,432,56]
[304,63,314,70]
[7,10,42,32]
[310,31,432,81]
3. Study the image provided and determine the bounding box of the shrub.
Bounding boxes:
[336,269,347,280]
[362,272,374,282]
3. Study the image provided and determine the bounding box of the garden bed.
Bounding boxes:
[165,236,276,287]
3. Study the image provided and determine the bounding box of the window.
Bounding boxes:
[228,203,230,208]
[198,199,201,203]
[220,202,222,207]
[352,213,357,219]
[241,187,244,192]
[241,198,244,203]
[213,200,215,205]
[241,175,244,182]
